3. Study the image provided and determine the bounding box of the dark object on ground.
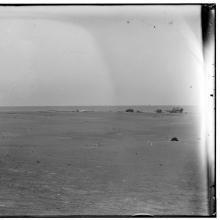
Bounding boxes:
[156,109,163,113]
[170,137,179,141]
[36,160,40,164]
[136,110,143,113]
[125,108,134,112]
[167,107,184,113]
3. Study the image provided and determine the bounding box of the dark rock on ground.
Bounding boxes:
[170,137,179,141]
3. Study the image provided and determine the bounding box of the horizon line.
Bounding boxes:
[0,104,198,107]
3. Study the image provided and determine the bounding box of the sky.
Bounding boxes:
[0,5,203,106]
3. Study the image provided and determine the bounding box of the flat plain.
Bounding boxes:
[0,109,208,216]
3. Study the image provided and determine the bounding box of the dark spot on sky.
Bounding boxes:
[126,20,130,24]
[189,85,192,88]
[169,21,173,25]
[210,94,214,97]
[153,25,156,29]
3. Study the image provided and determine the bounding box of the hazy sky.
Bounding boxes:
[0,6,203,106]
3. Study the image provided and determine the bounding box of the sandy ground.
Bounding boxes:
[0,111,208,216]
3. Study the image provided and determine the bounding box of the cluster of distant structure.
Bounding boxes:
[155,107,184,114]
[125,107,184,114]
[72,107,184,114]
[125,108,143,113]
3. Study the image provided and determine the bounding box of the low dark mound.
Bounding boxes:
[170,137,179,141]
[125,108,134,112]
[167,107,184,113]
[155,109,163,113]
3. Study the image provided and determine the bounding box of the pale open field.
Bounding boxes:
[0,110,208,216]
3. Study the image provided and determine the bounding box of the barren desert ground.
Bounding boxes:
[0,109,208,216]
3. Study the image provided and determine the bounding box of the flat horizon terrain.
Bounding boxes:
[0,108,208,216]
